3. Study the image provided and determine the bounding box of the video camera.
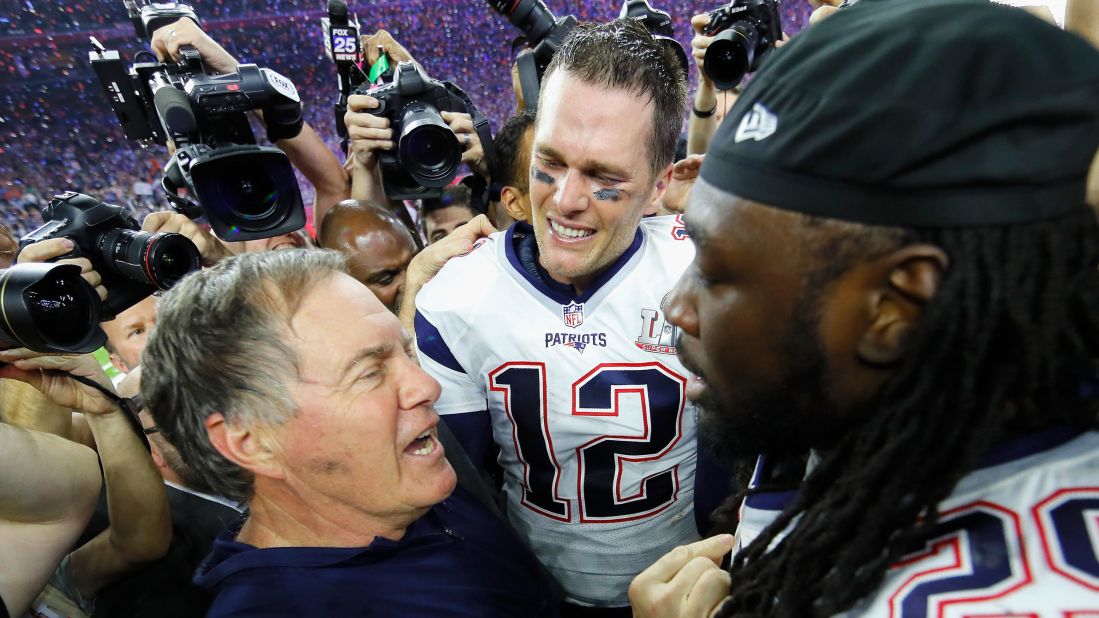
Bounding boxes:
[90,1,307,241]
[0,263,107,355]
[20,192,201,320]
[322,1,494,201]
[488,0,688,110]
[702,0,783,90]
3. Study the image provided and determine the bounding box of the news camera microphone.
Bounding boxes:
[152,78,197,137]
[324,0,361,148]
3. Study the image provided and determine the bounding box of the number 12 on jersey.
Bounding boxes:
[489,362,689,524]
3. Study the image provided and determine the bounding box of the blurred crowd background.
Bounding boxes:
[0,0,813,237]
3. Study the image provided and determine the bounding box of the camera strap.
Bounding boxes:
[70,373,152,453]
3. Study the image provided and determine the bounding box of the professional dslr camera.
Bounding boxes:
[486,0,577,110]
[619,0,690,77]
[0,263,106,354]
[90,1,307,241]
[20,192,201,320]
[489,0,688,108]
[354,62,494,201]
[702,0,783,90]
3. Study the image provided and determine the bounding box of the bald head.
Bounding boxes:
[318,200,418,312]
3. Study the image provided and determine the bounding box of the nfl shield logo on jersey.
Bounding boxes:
[562,302,584,328]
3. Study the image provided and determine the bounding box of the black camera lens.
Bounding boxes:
[98,229,201,290]
[188,146,305,239]
[0,263,105,353]
[488,0,558,44]
[399,105,462,188]
[704,21,760,90]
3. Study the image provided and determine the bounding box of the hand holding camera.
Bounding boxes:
[0,350,121,417]
[442,111,489,179]
[20,192,201,319]
[141,211,233,267]
[345,94,394,168]
[351,61,494,200]
[699,0,783,90]
[149,16,239,74]
[16,238,107,302]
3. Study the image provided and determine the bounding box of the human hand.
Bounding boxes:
[150,18,239,75]
[345,95,394,171]
[0,350,119,416]
[16,238,107,301]
[407,214,496,284]
[662,155,704,214]
[442,111,488,179]
[361,29,415,67]
[399,214,496,333]
[691,13,717,88]
[629,534,735,618]
[809,5,841,25]
[0,223,16,269]
[142,211,232,267]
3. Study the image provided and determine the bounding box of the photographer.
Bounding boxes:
[0,350,171,616]
[149,18,349,227]
[686,13,736,157]
[344,29,489,230]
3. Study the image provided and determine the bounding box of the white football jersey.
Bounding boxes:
[416,217,700,606]
[736,429,1099,617]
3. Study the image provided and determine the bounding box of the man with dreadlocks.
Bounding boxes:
[627,0,1099,616]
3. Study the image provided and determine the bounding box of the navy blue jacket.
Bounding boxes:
[195,487,558,617]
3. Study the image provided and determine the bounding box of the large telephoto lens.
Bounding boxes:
[704,21,760,90]
[487,0,558,44]
[0,263,106,353]
[399,104,462,188]
[97,229,201,290]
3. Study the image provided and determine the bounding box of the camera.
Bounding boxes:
[20,192,201,320]
[489,0,689,108]
[703,0,783,90]
[487,0,577,110]
[356,62,494,201]
[0,263,107,354]
[90,1,307,241]
[619,0,690,78]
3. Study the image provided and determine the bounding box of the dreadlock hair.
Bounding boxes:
[715,207,1099,617]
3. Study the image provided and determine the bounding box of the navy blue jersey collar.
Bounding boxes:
[974,425,1085,470]
[198,504,451,581]
[504,221,644,305]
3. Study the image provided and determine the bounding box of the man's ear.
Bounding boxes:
[147,439,169,471]
[108,352,130,374]
[857,244,949,366]
[645,164,674,217]
[205,412,285,481]
[501,186,529,222]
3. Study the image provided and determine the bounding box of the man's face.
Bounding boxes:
[276,273,456,527]
[665,181,847,457]
[341,230,416,313]
[101,295,158,373]
[529,70,667,290]
[424,205,476,244]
